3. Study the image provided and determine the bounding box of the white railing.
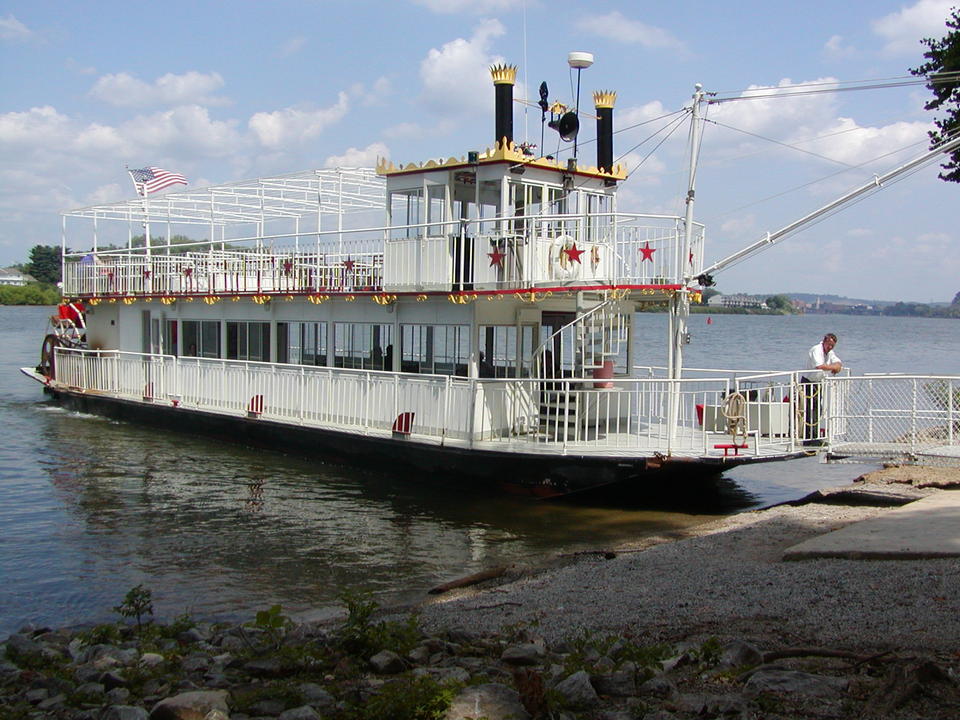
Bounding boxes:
[51,348,810,457]
[63,213,704,297]
[825,375,959,459]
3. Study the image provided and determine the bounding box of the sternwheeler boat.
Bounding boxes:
[21,58,960,496]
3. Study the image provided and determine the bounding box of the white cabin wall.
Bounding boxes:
[84,303,119,350]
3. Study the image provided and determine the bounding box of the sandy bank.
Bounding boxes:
[416,466,960,654]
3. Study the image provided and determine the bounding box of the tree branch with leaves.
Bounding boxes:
[911,7,960,182]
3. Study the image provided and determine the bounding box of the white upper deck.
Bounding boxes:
[60,156,704,300]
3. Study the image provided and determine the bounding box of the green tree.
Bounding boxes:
[911,7,960,182]
[953,290,960,305]
[765,294,793,312]
[24,244,61,284]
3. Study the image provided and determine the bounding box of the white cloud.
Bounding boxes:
[324,142,390,168]
[89,71,229,108]
[579,11,683,50]
[0,14,32,41]
[419,19,506,117]
[872,0,956,56]
[349,76,393,107]
[412,0,517,13]
[280,35,307,57]
[0,106,73,147]
[823,35,856,60]
[124,105,242,157]
[249,92,349,148]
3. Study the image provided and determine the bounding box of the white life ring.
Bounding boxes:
[549,234,580,280]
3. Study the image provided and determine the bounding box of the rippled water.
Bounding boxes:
[2,306,956,637]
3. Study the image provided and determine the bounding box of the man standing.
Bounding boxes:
[801,333,842,444]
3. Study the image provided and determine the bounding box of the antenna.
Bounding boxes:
[567,51,593,159]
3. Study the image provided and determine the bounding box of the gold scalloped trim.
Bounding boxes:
[376,139,627,180]
[489,63,518,85]
[593,90,617,109]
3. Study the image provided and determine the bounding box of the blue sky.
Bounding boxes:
[2,0,958,302]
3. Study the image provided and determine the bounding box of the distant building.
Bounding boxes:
[0,267,34,286]
[709,293,767,309]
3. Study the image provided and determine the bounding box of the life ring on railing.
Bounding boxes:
[549,234,579,279]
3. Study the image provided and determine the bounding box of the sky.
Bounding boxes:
[2,0,958,302]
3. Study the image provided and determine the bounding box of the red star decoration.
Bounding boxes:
[283,260,293,275]
[563,243,585,264]
[688,250,695,265]
[639,242,656,262]
[488,248,506,267]
[343,258,355,271]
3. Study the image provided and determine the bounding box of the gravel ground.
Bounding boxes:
[416,467,960,654]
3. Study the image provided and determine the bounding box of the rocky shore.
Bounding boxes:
[3,466,960,719]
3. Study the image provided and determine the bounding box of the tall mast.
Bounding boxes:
[668,83,705,381]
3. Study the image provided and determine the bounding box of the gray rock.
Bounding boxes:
[140,652,165,668]
[107,687,132,704]
[181,655,211,673]
[248,698,288,715]
[75,681,106,699]
[639,675,677,699]
[243,656,284,677]
[203,711,229,720]
[555,670,600,709]
[744,668,848,697]
[39,693,69,711]
[719,640,763,669]
[642,711,678,720]
[6,633,42,661]
[102,706,150,720]
[672,692,744,715]
[591,670,638,697]
[597,712,636,720]
[413,665,471,684]
[500,643,545,666]
[149,689,230,720]
[444,683,530,720]
[24,687,49,704]
[278,706,321,720]
[369,649,405,674]
[101,670,128,689]
[177,628,205,645]
[408,645,431,663]
[298,682,336,711]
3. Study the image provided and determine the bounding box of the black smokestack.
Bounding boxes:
[593,90,617,173]
[490,64,517,148]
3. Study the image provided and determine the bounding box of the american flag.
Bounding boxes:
[128,167,188,195]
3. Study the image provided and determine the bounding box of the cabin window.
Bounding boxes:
[479,324,536,377]
[427,184,446,236]
[389,188,423,239]
[226,321,271,362]
[277,321,328,366]
[333,322,393,370]
[182,320,221,358]
[400,324,469,376]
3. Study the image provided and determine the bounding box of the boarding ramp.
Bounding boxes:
[824,375,960,467]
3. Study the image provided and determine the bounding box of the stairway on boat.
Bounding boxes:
[534,299,629,442]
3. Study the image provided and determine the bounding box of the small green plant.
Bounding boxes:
[245,604,293,649]
[113,584,154,633]
[335,589,420,658]
[356,675,459,720]
[692,637,723,668]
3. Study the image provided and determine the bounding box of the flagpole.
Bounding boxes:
[127,167,150,261]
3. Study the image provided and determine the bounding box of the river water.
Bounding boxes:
[1,305,956,637]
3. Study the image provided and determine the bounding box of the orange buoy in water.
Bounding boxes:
[707,316,713,325]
